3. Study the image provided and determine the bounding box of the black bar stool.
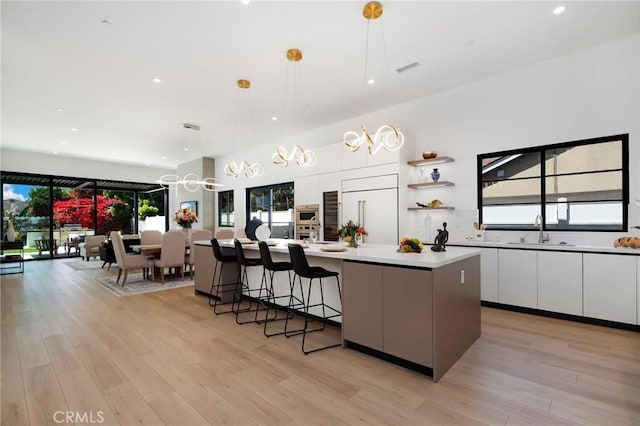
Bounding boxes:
[234,239,264,325]
[287,243,342,354]
[208,238,238,315]
[258,241,296,337]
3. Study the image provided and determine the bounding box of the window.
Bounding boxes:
[478,134,628,231]
[246,182,294,238]
[218,190,234,227]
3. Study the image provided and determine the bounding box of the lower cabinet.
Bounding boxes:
[342,261,383,351]
[537,251,582,316]
[583,253,637,324]
[480,248,499,303]
[342,262,433,366]
[498,249,537,309]
[382,267,433,367]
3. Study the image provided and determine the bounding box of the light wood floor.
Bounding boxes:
[1,259,639,426]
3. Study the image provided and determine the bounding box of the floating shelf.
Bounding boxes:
[408,181,455,189]
[408,156,455,167]
[408,207,455,211]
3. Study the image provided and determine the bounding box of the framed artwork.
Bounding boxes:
[180,200,197,215]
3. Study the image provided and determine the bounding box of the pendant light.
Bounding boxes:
[343,1,405,155]
[157,123,223,192]
[224,79,264,178]
[272,48,316,168]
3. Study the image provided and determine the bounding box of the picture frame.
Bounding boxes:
[180,200,197,215]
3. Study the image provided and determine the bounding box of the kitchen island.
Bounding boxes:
[194,240,481,381]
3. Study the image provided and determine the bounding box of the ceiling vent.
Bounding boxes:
[396,62,420,74]
[183,122,200,131]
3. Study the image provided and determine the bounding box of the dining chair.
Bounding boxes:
[111,232,151,286]
[185,229,212,278]
[215,228,234,240]
[140,229,162,245]
[152,230,186,284]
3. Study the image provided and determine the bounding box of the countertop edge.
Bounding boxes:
[448,241,640,255]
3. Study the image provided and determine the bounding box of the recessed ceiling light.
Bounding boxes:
[53,151,58,155]
[162,156,167,160]
[152,77,161,83]
[553,5,566,15]
[71,127,78,132]
[184,147,189,151]
[56,108,63,112]
[240,0,251,5]
[145,163,150,166]
[60,141,66,145]
[271,116,278,121]
[367,78,375,85]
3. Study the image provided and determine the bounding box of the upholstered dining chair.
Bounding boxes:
[152,230,186,284]
[185,229,212,278]
[111,232,151,286]
[215,228,235,240]
[140,229,162,245]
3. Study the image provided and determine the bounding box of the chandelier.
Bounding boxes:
[225,79,264,178]
[272,48,316,168]
[344,1,405,155]
[157,123,223,192]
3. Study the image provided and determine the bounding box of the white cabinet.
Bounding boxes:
[537,251,582,316]
[342,174,398,245]
[583,253,637,324]
[341,143,399,171]
[480,248,499,303]
[498,249,537,309]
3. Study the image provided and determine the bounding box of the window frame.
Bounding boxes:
[477,134,629,232]
[217,190,234,228]
[245,182,294,235]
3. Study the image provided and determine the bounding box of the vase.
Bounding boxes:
[430,168,441,182]
[182,227,192,242]
[6,221,15,242]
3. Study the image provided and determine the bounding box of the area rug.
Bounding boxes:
[93,273,193,297]
[63,259,108,271]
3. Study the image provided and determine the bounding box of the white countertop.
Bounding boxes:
[195,239,481,269]
[449,240,640,255]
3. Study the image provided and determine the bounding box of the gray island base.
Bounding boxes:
[194,240,481,382]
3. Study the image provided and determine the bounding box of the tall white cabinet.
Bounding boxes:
[342,174,398,245]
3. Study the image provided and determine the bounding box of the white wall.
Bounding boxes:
[216,33,639,246]
[3,34,638,246]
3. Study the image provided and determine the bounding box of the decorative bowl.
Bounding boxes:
[422,151,437,159]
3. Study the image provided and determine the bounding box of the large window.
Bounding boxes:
[1,172,166,259]
[478,134,628,231]
[218,190,234,227]
[246,182,294,238]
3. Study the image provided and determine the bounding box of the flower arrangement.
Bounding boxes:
[397,237,424,253]
[174,208,198,228]
[338,220,367,247]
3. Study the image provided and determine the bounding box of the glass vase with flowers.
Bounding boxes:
[338,220,367,248]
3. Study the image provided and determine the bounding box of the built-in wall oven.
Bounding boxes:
[295,204,319,240]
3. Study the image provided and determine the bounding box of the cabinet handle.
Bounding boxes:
[362,200,366,229]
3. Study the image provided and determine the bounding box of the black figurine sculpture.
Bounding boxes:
[431,222,449,252]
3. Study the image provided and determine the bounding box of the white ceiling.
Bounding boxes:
[2,1,639,169]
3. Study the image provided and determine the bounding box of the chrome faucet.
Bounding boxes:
[534,214,549,243]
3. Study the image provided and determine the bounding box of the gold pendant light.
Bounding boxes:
[344,1,405,155]
[225,79,264,178]
[272,48,316,168]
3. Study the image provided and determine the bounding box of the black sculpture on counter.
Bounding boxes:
[431,222,449,252]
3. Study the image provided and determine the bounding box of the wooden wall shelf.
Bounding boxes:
[408,207,455,211]
[408,156,455,167]
[408,181,455,189]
